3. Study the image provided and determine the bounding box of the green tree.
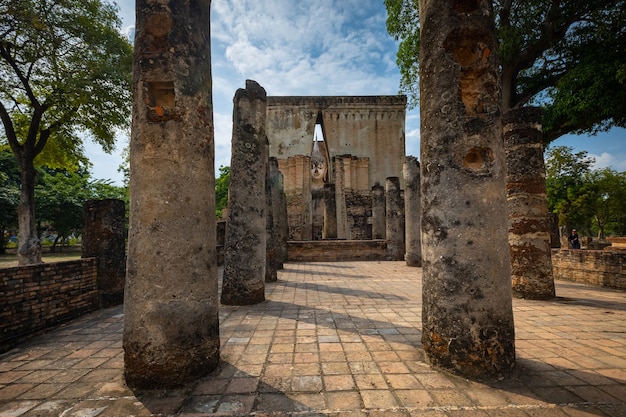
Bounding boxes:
[545,146,595,233]
[585,168,626,238]
[0,149,20,253]
[35,168,128,251]
[215,165,230,219]
[0,0,132,264]
[385,0,626,142]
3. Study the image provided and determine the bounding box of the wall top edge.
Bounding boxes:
[267,95,407,108]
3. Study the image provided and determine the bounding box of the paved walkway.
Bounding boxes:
[1,261,625,416]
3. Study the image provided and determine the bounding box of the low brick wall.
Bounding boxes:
[288,240,387,262]
[552,249,626,290]
[0,258,99,353]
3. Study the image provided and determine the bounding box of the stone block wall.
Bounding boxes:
[0,259,99,353]
[551,249,626,290]
[345,191,372,240]
[287,240,387,262]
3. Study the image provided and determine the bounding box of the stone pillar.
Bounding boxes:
[266,156,278,283]
[269,158,288,268]
[403,156,422,266]
[323,183,338,239]
[82,199,126,307]
[371,182,385,240]
[385,177,404,261]
[504,107,555,300]
[124,0,219,388]
[221,80,267,305]
[419,0,515,379]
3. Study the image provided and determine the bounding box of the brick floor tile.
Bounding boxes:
[360,389,398,409]
[379,361,411,374]
[322,362,351,375]
[325,391,363,411]
[385,373,421,389]
[354,374,388,390]
[320,352,346,362]
[0,370,33,384]
[287,392,326,412]
[394,389,434,408]
[0,383,37,400]
[255,393,299,412]
[324,375,356,391]
[264,363,293,377]
[413,372,457,388]
[463,387,512,407]
[565,385,622,403]
[349,361,380,375]
[51,382,100,399]
[225,377,259,394]
[291,375,323,392]
[17,383,64,400]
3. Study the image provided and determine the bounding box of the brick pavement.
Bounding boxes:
[0,261,625,416]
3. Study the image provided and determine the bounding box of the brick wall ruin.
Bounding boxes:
[552,249,626,290]
[0,259,99,353]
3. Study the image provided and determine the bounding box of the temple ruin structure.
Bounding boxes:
[265,96,407,241]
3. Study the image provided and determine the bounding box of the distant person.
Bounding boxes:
[569,229,580,249]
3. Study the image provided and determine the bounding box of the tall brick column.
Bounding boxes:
[403,156,422,266]
[385,177,404,261]
[123,0,219,388]
[504,107,555,299]
[371,182,386,240]
[271,160,289,267]
[82,199,126,307]
[266,156,278,282]
[221,80,267,305]
[419,0,515,379]
[323,183,338,239]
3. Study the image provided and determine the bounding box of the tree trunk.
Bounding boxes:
[419,0,515,379]
[17,157,42,265]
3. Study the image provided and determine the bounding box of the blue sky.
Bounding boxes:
[88,0,626,184]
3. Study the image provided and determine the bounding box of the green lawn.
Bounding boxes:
[0,248,82,268]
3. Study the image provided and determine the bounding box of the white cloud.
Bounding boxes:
[93,0,623,184]
[590,152,626,172]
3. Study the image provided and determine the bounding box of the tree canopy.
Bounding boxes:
[0,0,132,264]
[545,146,626,237]
[1,149,128,253]
[385,0,626,142]
[215,165,230,219]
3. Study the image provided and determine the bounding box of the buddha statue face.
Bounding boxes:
[311,157,327,182]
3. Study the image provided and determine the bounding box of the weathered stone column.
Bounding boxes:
[82,199,126,307]
[504,107,555,299]
[419,0,515,379]
[269,157,288,269]
[221,80,267,305]
[371,182,385,239]
[266,154,278,283]
[275,165,289,267]
[124,0,218,388]
[403,156,422,267]
[323,183,338,239]
[385,177,404,261]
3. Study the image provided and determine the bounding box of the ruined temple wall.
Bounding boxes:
[345,191,373,240]
[278,157,311,241]
[266,96,406,189]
